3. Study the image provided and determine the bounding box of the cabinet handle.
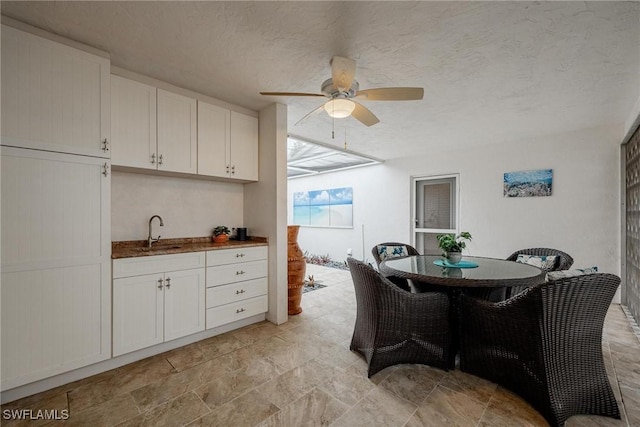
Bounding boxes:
[236,308,246,314]
[159,154,164,165]
[102,138,109,152]
[236,289,246,294]
[231,165,235,175]
[236,253,245,258]
[157,278,164,290]
[236,270,245,275]
[226,165,230,174]
[151,153,156,164]
[102,163,109,177]
[165,277,171,289]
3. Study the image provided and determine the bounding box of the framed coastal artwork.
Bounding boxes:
[503,169,553,197]
[293,187,353,228]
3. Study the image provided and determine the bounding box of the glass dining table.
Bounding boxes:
[380,255,546,368]
[380,255,546,289]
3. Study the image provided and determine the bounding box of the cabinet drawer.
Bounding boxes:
[206,278,267,308]
[113,252,205,278]
[206,246,267,266]
[206,260,267,286]
[206,295,267,329]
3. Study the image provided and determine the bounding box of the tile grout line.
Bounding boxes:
[603,339,629,427]
[399,381,440,427]
[620,304,640,345]
[610,305,637,427]
[475,394,494,427]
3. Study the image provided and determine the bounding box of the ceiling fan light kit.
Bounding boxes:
[324,99,356,118]
[260,56,424,127]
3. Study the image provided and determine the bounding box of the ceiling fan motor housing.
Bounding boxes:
[321,78,359,99]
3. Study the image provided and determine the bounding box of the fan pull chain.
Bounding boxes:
[344,124,348,150]
[331,110,335,139]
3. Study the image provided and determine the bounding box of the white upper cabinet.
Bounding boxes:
[197,101,230,177]
[157,89,197,174]
[110,78,197,174]
[111,75,157,169]
[230,111,259,181]
[1,25,110,158]
[198,102,258,181]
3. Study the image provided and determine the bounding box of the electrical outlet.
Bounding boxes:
[347,248,353,256]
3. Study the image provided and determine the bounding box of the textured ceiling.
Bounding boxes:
[2,1,638,160]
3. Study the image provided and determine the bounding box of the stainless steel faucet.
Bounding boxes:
[148,215,164,248]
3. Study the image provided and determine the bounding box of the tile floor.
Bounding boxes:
[2,264,639,427]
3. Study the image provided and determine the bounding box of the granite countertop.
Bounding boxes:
[112,236,268,259]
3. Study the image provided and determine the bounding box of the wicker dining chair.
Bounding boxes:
[371,241,420,266]
[347,257,452,376]
[371,242,421,290]
[459,273,621,427]
[505,247,574,297]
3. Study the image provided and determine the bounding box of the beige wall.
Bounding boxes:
[245,103,289,325]
[111,171,244,241]
[289,125,622,302]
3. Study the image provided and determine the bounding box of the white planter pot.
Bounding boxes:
[446,251,462,264]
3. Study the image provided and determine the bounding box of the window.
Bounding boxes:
[412,174,459,254]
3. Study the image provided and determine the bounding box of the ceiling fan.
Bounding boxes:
[260,56,424,127]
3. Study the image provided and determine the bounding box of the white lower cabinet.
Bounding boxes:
[206,247,268,329]
[112,253,205,357]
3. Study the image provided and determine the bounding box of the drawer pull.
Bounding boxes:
[236,289,246,294]
[236,308,246,314]
[157,278,164,290]
[236,253,245,258]
[165,277,171,289]
[236,270,245,275]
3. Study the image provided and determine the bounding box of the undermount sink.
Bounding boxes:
[133,244,184,252]
[150,244,183,250]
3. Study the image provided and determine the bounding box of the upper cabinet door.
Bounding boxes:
[1,25,110,158]
[197,101,230,177]
[157,89,197,174]
[111,76,157,169]
[230,111,258,181]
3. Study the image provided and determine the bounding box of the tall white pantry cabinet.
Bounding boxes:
[1,24,111,391]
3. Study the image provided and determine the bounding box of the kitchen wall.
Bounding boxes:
[288,124,622,284]
[111,171,244,241]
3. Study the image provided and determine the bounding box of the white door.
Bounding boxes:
[157,89,197,174]
[111,75,157,169]
[197,101,230,177]
[1,147,111,390]
[112,274,165,357]
[412,174,459,255]
[1,25,110,158]
[230,111,259,181]
[164,268,205,342]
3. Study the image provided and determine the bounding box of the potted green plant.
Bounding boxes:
[437,232,472,264]
[213,225,231,243]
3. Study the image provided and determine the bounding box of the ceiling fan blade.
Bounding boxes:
[356,87,424,101]
[351,102,379,127]
[260,92,325,97]
[294,104,325,126]
[331,56,356,92]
